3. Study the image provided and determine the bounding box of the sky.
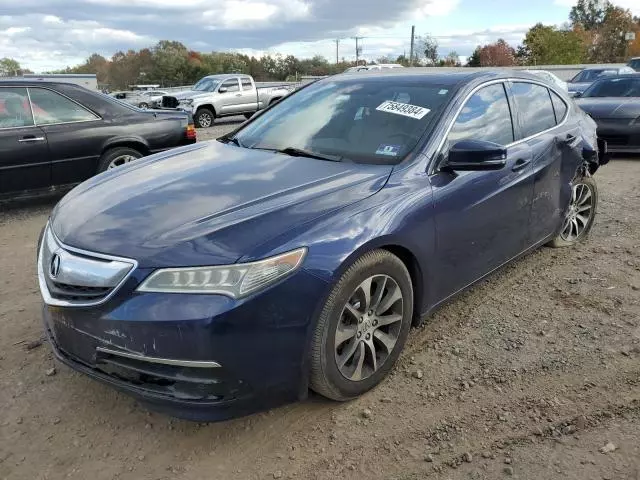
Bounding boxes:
[1,0,639,72]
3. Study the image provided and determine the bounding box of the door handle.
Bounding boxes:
[511,158,531,172]
[18,136,45,143]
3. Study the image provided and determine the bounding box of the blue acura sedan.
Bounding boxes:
[38,70,608,421]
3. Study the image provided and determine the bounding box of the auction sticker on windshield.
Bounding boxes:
[376,101,430,120]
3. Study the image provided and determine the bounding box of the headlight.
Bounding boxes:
[180,99,194,106]
[137,248,306,298]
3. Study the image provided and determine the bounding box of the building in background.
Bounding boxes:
[19,74,98,90]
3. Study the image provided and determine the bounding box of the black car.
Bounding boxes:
[575,74,640,153]
[0,80,196,199]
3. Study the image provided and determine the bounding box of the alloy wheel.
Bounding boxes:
[107,154,138,170]
[560,182,595,241]
[334,275,404,382]
[198,112,212,128]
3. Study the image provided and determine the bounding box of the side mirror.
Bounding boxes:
[572,91,583,98]
[444,139,507,171]
[218,87,228,93]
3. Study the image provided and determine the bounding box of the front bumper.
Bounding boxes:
[41,267,330,421]
[595,120,640,153]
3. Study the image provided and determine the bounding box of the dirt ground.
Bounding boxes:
[1,126,639,480]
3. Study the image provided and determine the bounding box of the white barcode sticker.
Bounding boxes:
[376,100,430,120]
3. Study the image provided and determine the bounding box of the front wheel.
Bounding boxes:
[194,108,215,128]
[548,176,598,248]
[138,102,149,109]
[309,250,413,401]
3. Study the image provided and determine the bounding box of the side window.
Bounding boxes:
[510,82,556,138]
[29,88,99,125]
[550,91,568,124]
[241,78,253,90]
[220,79,240,93]
[448,83,514,146]
[0,87,35,128]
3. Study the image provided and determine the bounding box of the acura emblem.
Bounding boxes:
[50,253,61,278]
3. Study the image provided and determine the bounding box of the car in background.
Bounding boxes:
[627,57,640,72]
[568,66,636,96]
[0,80,196,199]
[524,69,568,91]
[38,70,606,421]
[160,74,292,128]
[344,64,404,73]
[575,74,640,153]
[111,90,168,109]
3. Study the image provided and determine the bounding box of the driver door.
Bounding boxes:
[217,78,242,115]
[429,82,535,301]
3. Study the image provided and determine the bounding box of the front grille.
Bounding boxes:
[49,281,112,302]
[38,226,136,307]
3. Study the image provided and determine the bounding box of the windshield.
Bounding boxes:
[629,59,640,71]
[582,77,640,97]
[233,78,453,165]
[193,78,220,92]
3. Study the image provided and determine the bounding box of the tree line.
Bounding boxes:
[1,0,639,88]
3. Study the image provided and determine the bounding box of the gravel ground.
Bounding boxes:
[1,134,639,480]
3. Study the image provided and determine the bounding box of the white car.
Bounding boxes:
[344,64,404,73]
[524,70,568,91]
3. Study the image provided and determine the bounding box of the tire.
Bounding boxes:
[269,97,282,106]
[309,249,414,401]
[548,176,598,248]
[138,102,149,109]
[194,108,215,128]
[97,147,143,173]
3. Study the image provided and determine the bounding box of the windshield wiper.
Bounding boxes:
[274,147,343,162]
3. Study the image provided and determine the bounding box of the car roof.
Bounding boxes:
[332,68,545,86]
[201,74,251,80]
[0,79,84,88]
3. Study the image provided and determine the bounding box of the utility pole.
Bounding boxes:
[409,25,415,67]
[334,39,340,64]
[352,37,363,65]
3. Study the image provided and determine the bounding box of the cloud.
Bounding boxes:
[0,0,465,71]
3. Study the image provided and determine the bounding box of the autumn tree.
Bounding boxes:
[590,6,636,62]
[477,39,516,66]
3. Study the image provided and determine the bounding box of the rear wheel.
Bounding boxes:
[195,108,215,128]
[97,147,143,173]
[138,102,149,109]
[548,176,598,248]
[309,250,413,401]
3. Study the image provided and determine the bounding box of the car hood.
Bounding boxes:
[169,90,210,101]
[51,142,392,267]
[568,82,591,92]
[575,98,640,118]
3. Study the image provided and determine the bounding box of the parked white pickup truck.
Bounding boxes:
[160,74,293,128]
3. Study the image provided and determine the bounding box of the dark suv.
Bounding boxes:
[0,80,196,199]
[628,57,640,72]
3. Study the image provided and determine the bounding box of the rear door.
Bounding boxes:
[217,78,243,115]
[0,86,50,195]
[28,86,104,187]
[508,81,577,244]
[430,82,535,300]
